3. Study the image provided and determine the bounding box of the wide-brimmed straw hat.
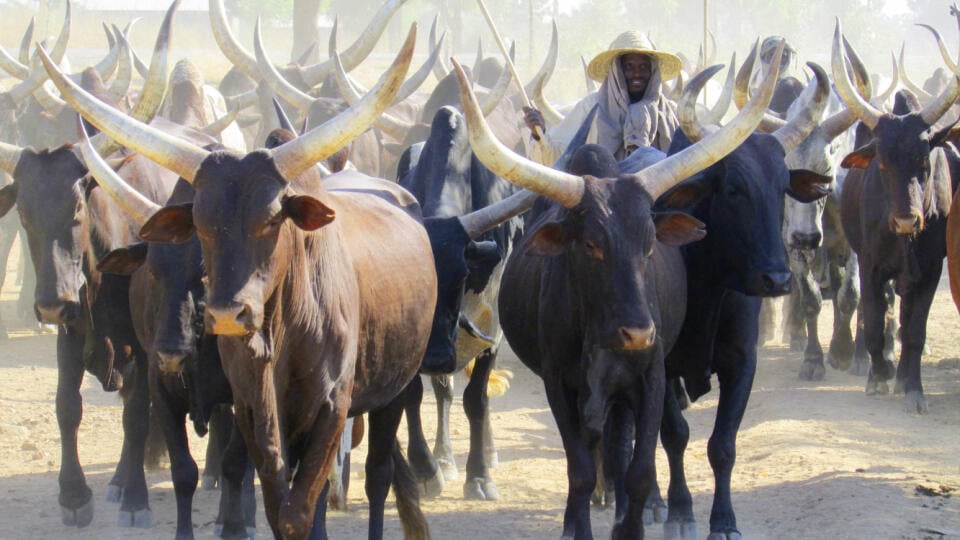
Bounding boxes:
[586,30,682,82]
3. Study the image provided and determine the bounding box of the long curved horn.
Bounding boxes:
[453,59,585,208]
[225,88,259,111]
[679,65,725,142]
[920,74,960,125]
[391,31,445,107]
[271,24,416,181]
[39,45,209,183]
[872,52,899,109]
[832,21,882,130]
[841,35,873,99]
[201,104,241,137]
[209,0,259,80]
[917,23,959,74]
[523,20,559,98]
[531,72,564,126]
[329,29,414,140]
[18,18,35,65]
[430,15,452,81]
[0,141,23,175]
[87,25,120,81]
[272,97,296,132]
[32,81,66,111]
[77,119,161,226]
[458,188,538,239]
[772,62,830,153]
[91,0,178,157]
[643,40,785,200]
[299,0,408,87]
[734,39,786,132]
[253,18,316,112]
[472,37,484,74]
[898,44,932,101]
[0,45,29,80]
[700,52,736,126]
[581,56,597,94]
[479,41,514,116]
[105,31,134,104]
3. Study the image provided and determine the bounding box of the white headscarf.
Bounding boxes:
[595,56,679,159]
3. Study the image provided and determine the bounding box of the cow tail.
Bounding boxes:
[391,439,431,540]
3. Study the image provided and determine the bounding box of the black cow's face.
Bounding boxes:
[843,113,953,235]
[0,147,88,324]
[421,217,500,372]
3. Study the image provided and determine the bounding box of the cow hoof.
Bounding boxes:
[437,457,458,482]
[221,525,255,540]
[904,391,929,414]
[663,520,697,540]
[591,488,614,508]
[848,357,869,376]
[707,531,742,540]
[105,484,122,503]
[201,474,219,491]
[117,508,152,528]
[642,500,667,524]
[798,362,825,381]
[418,469,444,499]
[463,477,499,501]
[60,500,94,528]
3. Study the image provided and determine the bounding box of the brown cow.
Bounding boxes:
[41,27,436,539]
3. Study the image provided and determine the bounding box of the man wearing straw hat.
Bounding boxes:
[524,30,682,165]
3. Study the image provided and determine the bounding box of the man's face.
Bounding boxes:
[621,53,653,102]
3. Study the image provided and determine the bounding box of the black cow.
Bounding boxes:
[652,60,832,540]
[453,50,790,538]
[397,105,520,501]
[833,22,960,413]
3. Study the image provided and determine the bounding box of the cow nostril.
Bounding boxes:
[619,325,656,351]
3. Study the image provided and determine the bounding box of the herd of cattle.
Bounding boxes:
[0,0,958,539]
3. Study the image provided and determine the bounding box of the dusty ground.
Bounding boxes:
[0,234,958,540]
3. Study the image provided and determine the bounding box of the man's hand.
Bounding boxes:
[522,106,546,141]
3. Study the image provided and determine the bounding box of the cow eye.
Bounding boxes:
[584,239,604,260]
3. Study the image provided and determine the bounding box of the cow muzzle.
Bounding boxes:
[789,231,822,250]
[205,303,259,336]
[758,272,792,297]
[615,324,657,351]
[157,351,188,373]
[34,301,79,325]
[889,213,923,235]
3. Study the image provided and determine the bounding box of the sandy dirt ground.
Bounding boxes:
[0,234,958,540]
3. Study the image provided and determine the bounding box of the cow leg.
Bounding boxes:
[404,375,443,498]
[203,405,228,490]
[152,375,196,539]
[797,269,825,381]
[861,270,896,395]
[612,360,665,540]
[430,374,458,481]
[0,215,18,339]
[235,385,288,540]
[463,347,499,501]
[757,297,776,345]
[366,395,429,540]
[894,259,941,414]
[882,281,898,370]
[603,403,631,516]
[783,279,806,351]
[545,379,596,540]
[16,227,36,326]
[218,411,256,540]
[662,378,696,540]
[706,295,759,540]
[116,349,151,527]
[828,252,859,371]
[56,324,94,527]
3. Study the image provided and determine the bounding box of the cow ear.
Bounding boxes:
[0,183,17,218]
[97,243,148,275]
[786,169,833,203]
[139,204,196,244]
[524,222,569,257]
[283,194,336,231]
[930,121,960,148]
[840,140,877,169]
[654,212,706,246]
[654,177,711,211]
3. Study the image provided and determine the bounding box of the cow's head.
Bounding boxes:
[661,57,833,297]
[834,22,960,236]
[39,26,419,342]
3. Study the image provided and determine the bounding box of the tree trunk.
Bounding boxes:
[292,0,322,63]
